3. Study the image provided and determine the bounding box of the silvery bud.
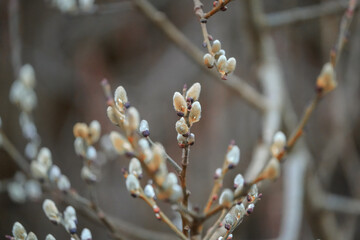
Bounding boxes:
[247,203,255,214]
[107,106,118,125]
[30,161,47,179]
[12,222,27,239]
[45,234,56,240]
[49,165,61,182]
[177,134,187,145]
[114,86,128,107]
[144,184,155,199]
[224,213,236,227]
[214,168,222,179]
[175,118,188,135]
[234,203,246,218]
[233,174,244,190]
[163,172,178,189]
[65,219,77,234]
[129,158,142,177]
[74,137,86,157]
[126,174,140,193]
[57,175,71,191]
[211,40,221,54]
[186,82,201,101]
[203,53,215,68]
[43,199,61,224]
[316,62,337,94]
[86,146,97,160]
[189,101,201,126]
[173,92,187,116]
[26,232,38,240]
[219,188,234,207]
[89,120,101,143]
[226,145,240,167]
[19,64,36,88]
[217,55,227,72]
[37,147,52,170]
[187,133,195,145]
[225,57,236,74]
[64,206,77,224]
[139,119,150,137]
[127,107,140,132]
[81,228,92,240]
[169,184,183,202]
[271,131,286,157]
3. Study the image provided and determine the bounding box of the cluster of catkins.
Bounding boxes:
[42,199,92,239]
[48,0,95,13]
[203,40,236,80]
[105,83,183,203]
[9,64,40,159]
[173,82,201,147]
[73,120,101,184]
[30,147,71,192]
[9,220,91,240]
[6,172,42,204]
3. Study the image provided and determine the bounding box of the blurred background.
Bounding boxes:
[0,0,360,239]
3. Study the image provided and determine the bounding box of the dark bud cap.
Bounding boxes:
[221,6,228,11]
[224,223,231,230]
[142,130,150,137]
[125,152,135,158]
[177,112,185,117]
[200,18,207,23]
[247,195,252,202]
[124,102,131,109]
[228,164,235,169]
[131,193,138,198]
[247,208,254,214]
[182,132,189,138]
[315,86,324,94]
[69,228,77,234]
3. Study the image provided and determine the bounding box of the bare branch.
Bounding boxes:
[266,0,358,28]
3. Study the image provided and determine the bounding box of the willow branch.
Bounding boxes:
[132,0,267,112]
[266,0,358,28]
[138,192,188,240]
[9,0,22,76]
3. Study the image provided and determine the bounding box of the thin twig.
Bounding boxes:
[266,0,358,28]
[204,0,233,19]
[180,145,190,234]
[138,192,188,240]
[0,131,30,175]
[203,160,228,213]
[147,137,182,174]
